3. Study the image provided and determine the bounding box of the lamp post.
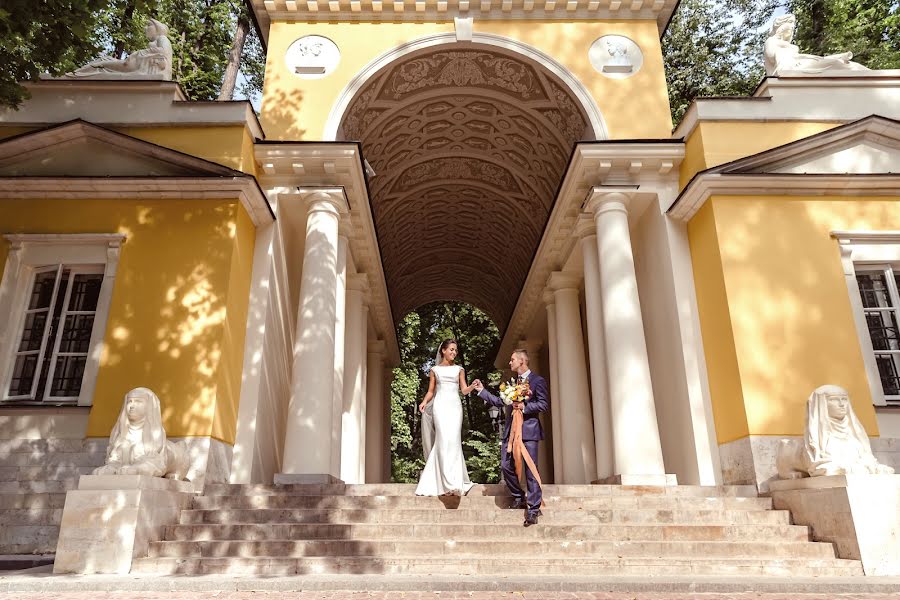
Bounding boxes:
[488,404,504,483]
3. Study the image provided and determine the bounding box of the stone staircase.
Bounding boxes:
[131,483,864,576]
[0,439,105,555]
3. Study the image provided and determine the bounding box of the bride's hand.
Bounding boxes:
[419,400,428,413]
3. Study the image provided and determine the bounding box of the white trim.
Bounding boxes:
[323,32,608,142]
[834,233,900,407]
[668,174,900,221]
[0,233,124,407]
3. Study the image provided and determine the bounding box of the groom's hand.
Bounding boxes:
[473,379,483,392]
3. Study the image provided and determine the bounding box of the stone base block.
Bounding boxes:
[53,475,193,574]
[769,474,900,576]
[274,473,343,485]
[592,474,678,486]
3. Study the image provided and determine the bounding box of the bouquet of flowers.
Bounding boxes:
[499,378,532,405]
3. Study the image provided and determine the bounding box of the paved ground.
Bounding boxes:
[3,593,900,599]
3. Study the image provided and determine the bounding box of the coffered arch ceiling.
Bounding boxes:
[339,43,595,329]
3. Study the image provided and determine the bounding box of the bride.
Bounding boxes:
[415,339,478,496]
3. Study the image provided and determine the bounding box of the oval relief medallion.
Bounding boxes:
[286,35,340,79]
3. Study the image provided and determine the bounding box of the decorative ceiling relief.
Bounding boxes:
[339,43,592,328]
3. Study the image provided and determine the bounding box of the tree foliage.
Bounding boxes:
[0,0,265,109]
[390,302,504,484]
[0,0,107,109]
[789,0,900,70]
[663,0,769,126]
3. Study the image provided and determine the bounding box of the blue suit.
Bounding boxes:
[478,372,549,515]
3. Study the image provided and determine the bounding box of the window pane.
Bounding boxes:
[9,354,38,396]
[57,314,95,353]
[857,272,892,309]
[876,355,900,397]
[49,355,86,397]
[68,274,102,312]
[17,312,48,351]
[27,270,58,310]
[865,310,900,351]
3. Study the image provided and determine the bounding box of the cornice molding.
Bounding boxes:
[668,173,900,222]
[0,177,274,226]
[250,0,678,39]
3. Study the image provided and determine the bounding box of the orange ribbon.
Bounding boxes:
[507,403,544,507]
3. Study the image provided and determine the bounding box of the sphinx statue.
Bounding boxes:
[764,14,868,76]
[93,387,189,479]
[777,385,894,479]
[67,19,173,80]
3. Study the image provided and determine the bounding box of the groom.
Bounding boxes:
[473,349,549,526]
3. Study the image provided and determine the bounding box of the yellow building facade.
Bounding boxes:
[1,0,899,565]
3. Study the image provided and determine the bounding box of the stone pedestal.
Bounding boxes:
[53,475,194,574]
[770,474,900,575]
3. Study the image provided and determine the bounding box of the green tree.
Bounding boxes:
[0,0,107,109]
[663,0,769,126]
[789,0,900,70]
[390,302,504,484]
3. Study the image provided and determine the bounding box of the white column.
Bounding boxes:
[340,274,369,484]
[548,273,597,484]
[587,189,666,479]
[280,190,348,482]
[580,231,614,480]
[330,236,348,478]
[543,293,563,483]
[365,340,386,483]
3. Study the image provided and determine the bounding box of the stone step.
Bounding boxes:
[0,508,63,526]
[130,556,863,577]
[163,522,811,542]
[202,483,759,498]
[0,525,59,555]
[191,494,774,511]
[14,465,95,481]
[0,453,103,467]
[0,480,78,493]
[147,538,836,559]
[0,493,66,510]
[179,507,792,526]
[0,438,104,454]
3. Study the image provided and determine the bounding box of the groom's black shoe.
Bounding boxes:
[510,498,527,510]
[523,510,541,527]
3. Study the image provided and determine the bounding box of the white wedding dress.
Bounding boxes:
[415,364,475,496]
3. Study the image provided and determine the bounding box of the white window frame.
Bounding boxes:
[0,234,125,406]
[834,231,900,407]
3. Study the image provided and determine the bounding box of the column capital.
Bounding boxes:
[542,291,556,307]
[574,214,596,240]
[298,188,350,216]
[367,339,386,355]
[347,273,370,294]
[584,186,639,215]
[547,271,581,293]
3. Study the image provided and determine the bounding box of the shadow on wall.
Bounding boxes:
[90,200,243,441]
[260,63,307,141]
[715,196,897,438]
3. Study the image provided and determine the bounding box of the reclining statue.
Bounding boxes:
[764,14,868,76]
[93,387,189,479]
[777,384,894,479]
[67,19,172,80]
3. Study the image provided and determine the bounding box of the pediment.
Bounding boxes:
[715,116,900,176]
[0,120,240,178]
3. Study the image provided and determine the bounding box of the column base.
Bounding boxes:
[274,473,344,485]
[593,473,678,486]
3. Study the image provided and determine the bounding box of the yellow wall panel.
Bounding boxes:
[695,196,900,442]
[113,126,253,173]
[680,121,840,186]
[260,20,672,141]
[0,198,256,444]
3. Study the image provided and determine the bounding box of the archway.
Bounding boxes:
[336,39,601,331]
